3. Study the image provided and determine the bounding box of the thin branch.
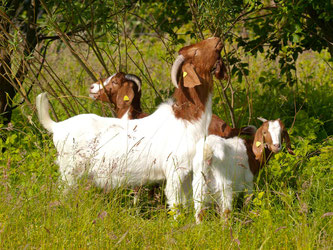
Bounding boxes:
[126,36,163,100]
[39,0,97,82]
[187,0,204,40]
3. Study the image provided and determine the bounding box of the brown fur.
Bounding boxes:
[208,114,255,138]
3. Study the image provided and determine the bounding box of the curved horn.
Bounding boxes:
[171,55,185,88]
[125,74,142,92]
[257,117,267,123]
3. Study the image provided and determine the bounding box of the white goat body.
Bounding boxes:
[37,93,212,207]
[193,135,253,222]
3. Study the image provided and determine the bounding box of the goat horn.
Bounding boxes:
[125,74,142,92]
[171,55,185,88]
[257,117,267,122]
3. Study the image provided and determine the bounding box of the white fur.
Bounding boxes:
[268,120,281,147]
[193,135,253,223]
[36,93,212,210]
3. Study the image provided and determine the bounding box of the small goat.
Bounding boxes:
[36,37,227,211]
[193,118,294,223]
[89,73,148,119]
[90,75,255,138]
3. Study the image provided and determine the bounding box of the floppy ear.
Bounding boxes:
[252,126,264,160]
[279,120,295,155]
[116,85,135,109]
[182,63,201,88]
[214,59,228,80]
[282,128,295,155]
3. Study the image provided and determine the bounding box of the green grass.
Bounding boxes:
[0,39,332,248]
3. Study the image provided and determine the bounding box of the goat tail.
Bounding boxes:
[36,92,55,133]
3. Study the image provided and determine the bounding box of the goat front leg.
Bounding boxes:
[244,171,254,195]
[218,183,233,216]
[193,139,213,223]
[165,169,191,219]
[193,171,208,224]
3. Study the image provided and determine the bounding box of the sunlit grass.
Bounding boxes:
[0,40,332,248]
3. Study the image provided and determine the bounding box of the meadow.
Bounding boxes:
[0,37,332,249]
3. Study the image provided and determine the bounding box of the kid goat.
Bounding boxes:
[36,37,227,210]
[193,117,294,223]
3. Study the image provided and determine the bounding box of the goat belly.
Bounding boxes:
[90,119,198,189]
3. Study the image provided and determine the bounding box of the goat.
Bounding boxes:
[89,74,255,138]
[193,118,294,223]
[36,37,227,211]
[89,72,147,119]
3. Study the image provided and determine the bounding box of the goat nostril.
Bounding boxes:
[90,85,94,90]
[274,144,281,149]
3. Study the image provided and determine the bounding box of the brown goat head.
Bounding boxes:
[171,37,227,89]
[89,72,142,110]
[252,118,294,161]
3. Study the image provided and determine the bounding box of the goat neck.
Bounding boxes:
[172,37,226,121]
[115,90,144,119]
[245,140,273,175]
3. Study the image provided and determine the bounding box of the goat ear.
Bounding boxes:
[182,63,201,88]
[252,126,264,160]
[214,59,228,80]
[116,85,134,109]
[282,128,295,155]
[279,120,295,155]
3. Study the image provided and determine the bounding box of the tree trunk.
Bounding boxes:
[0,15,16,125]
[0,0,39,125]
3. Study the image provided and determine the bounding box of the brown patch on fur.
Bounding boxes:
[208,114,256,138]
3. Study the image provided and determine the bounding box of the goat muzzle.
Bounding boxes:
[214,59,228,80]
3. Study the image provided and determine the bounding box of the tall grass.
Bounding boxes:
[0,39,332,248]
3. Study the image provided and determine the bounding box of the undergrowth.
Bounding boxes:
[0,40,332,248]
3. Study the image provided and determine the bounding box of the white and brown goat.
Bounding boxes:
[36,37,227,211]
[193,118,294,223]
